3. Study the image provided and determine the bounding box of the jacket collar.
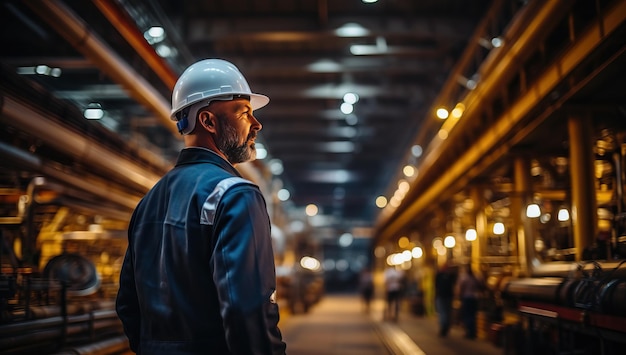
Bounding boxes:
[175,147,241,176]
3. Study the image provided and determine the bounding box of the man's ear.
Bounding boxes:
[198,110,217,133]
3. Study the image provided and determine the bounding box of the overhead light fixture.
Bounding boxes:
[308,59,342,72]
[478,36,503,49]
[493,222,505,235]
[558,208,570,222]
[411,145,423,158]
[269,159,284,175]
[335,23,370,37]
[350,36,388,55]
[84,103,104,120]
[411,246,423,259]
[17,65,62,77]
[343,92,359,104]
[457,75,478,90]
[277,188,290,201]
[444,235,456,248]
[450,103,466,118]
[255,143,267,159]
[397,180,410,193]
[156,44,177,58]
[305,204,319,216]
[526,203,541,218]
[144,26,165,44]
[300,256,321,271]
[436,107,449,119]
[403,165,415,177]
[376,196,388,208]
[309,169,351,183]
[465,228,477,241]
[340,102,354,114]
[339,233,354,247]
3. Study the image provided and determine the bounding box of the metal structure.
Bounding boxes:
[1,0,493,230]
[2,0,626,354]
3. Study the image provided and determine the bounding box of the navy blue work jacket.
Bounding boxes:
[116,147,286,355]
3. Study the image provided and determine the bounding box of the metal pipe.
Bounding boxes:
[377,0,626,250]
[378,0,576,238]
[50,335,129,355]
[568,115,597,260]
[0,310,121,350]
[92,0,178,89]
[0,96,160,195]
[23,0,179,136]
[0,141,140,212]
[514,156,537,276]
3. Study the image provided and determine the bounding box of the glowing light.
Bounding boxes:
[84,103,104,120]
[269,159,284,175]
[403,165,415,177]
[335,23,370,37]
[451,103,465,118]
[411,247,423,259]
[558,208,570,222]
[339,233,354,247]
[411,145,423,157]
[255,143,267,159]
[343,93,359,104]
[277,189,290,201]
[436,108,449,119]
[444,235,456,248]
[526,203,541,218]
[144,26,165,44]
[493,222,505,235]
[465,228,477,241]
[340,102,354,114]
[398,180,410,193]
[491,37,503,48]
[305,204,319,216]
[300,256,321,271]
[376,196,388,208]
[398,236,410,248]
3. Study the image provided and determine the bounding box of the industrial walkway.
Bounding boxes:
[280,294,503,355]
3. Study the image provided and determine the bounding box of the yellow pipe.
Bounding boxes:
[377,0,626,244]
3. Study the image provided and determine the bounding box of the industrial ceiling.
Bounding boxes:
[1,0,498,234]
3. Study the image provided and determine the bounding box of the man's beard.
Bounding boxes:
[216,121,256,164]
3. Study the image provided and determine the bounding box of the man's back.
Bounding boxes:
[116,148,286,354]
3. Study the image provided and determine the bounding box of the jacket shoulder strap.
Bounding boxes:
[200,177,255,225]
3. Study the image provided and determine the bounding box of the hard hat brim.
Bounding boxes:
[250,93,269,110]
[171,92,270,121]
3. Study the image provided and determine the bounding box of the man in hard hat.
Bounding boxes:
[116,59,287,354]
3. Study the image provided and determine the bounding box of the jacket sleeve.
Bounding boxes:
[116,217,141,353]
[212,185,287,355]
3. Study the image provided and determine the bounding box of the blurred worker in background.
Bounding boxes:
[359,267,374,313]
[456,265,483,339]
[435,262,456,337]
[383,266,405,321]
[116,59,287,355]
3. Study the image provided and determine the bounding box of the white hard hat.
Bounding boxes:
[170,59,269,135]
